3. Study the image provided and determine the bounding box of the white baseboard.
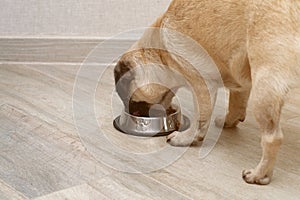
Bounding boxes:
[0,38,137,64]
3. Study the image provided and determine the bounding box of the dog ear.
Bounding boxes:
[114,60,134,106]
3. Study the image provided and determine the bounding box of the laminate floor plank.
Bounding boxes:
[33,184,108,200]
[0,179,28,200]
[1,63,300,199]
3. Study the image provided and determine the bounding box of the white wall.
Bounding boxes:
[0,0,172,38]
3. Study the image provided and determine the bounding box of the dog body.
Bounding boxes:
[114,0,300,184]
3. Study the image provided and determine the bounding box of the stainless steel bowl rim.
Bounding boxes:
[113,109,190,137]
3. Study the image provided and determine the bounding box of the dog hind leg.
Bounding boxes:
[242,68,287,185]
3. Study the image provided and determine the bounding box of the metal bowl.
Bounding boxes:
[113,107,190,137]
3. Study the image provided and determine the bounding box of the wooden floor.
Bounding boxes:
[1,60,300,199]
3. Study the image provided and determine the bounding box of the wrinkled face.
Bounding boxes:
[114,57,175,117]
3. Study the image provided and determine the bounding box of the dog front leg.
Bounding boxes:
[167,84,216,147]
[166,120,207,147]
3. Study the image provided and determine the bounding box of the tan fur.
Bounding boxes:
[114,0,300,185]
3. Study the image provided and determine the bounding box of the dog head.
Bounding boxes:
[114,50,177,117]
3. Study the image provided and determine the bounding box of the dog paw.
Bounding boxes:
[214,115,243,128]
[166,131,201,147]
[242,169,272,185]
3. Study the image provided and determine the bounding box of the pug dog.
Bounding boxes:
[114,0,300,185]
